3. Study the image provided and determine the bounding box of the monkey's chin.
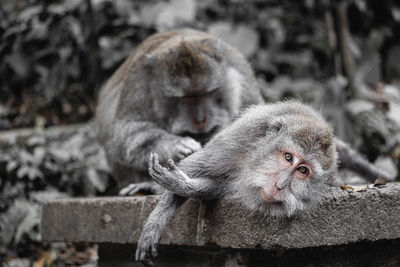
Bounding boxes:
[260,188,281,203]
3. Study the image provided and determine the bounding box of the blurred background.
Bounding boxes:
[1,0,400,266]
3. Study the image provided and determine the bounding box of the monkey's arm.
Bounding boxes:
[335,139,394,182]
[107,119,201,172]
[135,191,186,265]
[149,153,220,199]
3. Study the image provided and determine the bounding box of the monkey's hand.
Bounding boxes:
[149,153,193,197]
[118,182,164,196]
[171,137,201,161]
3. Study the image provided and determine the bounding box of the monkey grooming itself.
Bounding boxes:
[95,29,263,195]
[136,101,393,264]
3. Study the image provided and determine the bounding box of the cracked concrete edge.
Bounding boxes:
[41,183,400,250]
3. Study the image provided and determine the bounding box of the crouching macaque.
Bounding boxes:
[136,101,393,265]
[95,29,263,195]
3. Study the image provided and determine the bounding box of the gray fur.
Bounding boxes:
[136,101,393,265]
[95,29,263,191]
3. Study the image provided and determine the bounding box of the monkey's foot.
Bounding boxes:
[118,182,164,196]
[135,226,159,266]
[149,153,190,195]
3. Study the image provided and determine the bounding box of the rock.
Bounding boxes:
[42,183,400,248]
[41,183,400,266]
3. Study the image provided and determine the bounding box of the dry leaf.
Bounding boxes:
[33,251,55,267]
[373,177,387,186]
[340,184,352,190]
[340,184,368,192]
[351,185,368,192]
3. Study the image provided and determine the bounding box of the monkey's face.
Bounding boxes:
[150,38,245,144]
[168,88,231,144]
[230,122,337,218]
[158,66,241,144]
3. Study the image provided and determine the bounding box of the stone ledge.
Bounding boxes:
[41,183,400,251]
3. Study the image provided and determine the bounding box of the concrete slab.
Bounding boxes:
[42,183,400,250]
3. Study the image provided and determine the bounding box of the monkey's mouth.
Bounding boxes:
[260,188,281,203]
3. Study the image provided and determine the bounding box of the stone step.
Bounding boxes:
[41,183,400,266]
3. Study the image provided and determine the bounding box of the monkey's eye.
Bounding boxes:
[298,166,309,175]
[284,153,293,162]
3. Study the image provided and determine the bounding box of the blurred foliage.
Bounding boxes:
[0,124,111,266]
[0,0,156,129]
[1,0,400,265]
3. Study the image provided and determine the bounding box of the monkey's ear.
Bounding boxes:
[198,38,223,61]
[266,121,284,135]
[214,38,222,52]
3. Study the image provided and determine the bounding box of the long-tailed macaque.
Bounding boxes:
[136,101,393,265]
[96,29,264,194]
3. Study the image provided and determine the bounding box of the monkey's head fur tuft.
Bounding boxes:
[227,101,338,219]
[154,37,223,91]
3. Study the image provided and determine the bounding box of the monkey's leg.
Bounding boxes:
[119,182,164,196]
[149,153,219,199]
[336,140,394,182]
[135,191,185,265]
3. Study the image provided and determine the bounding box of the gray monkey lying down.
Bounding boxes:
[136,101,392,265]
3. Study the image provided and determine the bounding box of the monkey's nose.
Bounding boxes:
[193,116,207,130]
[260,188,279,202]
[276,176,293,190]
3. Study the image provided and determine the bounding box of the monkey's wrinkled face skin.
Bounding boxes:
[259,151,314,202]
[229,129,337,219]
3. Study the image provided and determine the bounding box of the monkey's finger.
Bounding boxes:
[135,246,141,261]
[118,184,136,196]
[149,152,153,162]
[143,258,154,267]
[153,153,160,165]
[137,247,151,265]
[167,159,178,171]
[148,153,155,169]
[126,187,141,196]
[151,244,159,257]
[135,247,144,262]
[176,144,192,156]
[150,152,158,167]
[151,154,164,173]
[181,143,199,154]
[175,152,187,160]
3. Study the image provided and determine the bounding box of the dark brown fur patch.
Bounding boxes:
[157,38,221,84]
[135,30,182,59]
[171,40,209,78]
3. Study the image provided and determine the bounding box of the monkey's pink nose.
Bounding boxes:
[260,188,280,203]
[193,117,207,130]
